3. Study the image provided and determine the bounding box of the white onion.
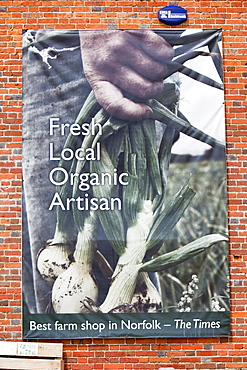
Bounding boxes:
[37,241,73,286]
[52,262,98,313]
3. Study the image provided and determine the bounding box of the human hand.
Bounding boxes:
[79,30,174,121]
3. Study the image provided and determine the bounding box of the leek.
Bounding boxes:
[52,212,98,313]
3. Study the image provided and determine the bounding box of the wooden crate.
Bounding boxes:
[0,342,64,370]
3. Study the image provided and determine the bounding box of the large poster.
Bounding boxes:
[22,29,230,338]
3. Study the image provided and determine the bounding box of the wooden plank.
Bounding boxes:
[37,343,63,358]
[17,343,39,356]
[0,342,63,358]
[0,342,18,356]
[0,357,64,370]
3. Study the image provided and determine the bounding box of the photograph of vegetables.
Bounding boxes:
[22,29,229,318]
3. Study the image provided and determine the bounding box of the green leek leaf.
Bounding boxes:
[141,234,228,272]
[91,144,125,255]
[146,183,195,251]
[150,99,225,151]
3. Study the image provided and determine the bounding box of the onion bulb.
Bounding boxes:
[131,272,162,312]
[37,228,74,286]
[51,261,98,313]
[52,214,98,313]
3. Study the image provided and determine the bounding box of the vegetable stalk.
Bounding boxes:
[37,92,100,286]
[100,200,154,313]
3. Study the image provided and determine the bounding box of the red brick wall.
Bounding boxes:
[1,1,246,369]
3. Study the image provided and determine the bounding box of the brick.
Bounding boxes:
[0,1,247,369]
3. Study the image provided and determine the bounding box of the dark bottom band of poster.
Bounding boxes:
[23,311,230,339]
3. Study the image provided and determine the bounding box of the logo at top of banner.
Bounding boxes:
[158,5,187,25]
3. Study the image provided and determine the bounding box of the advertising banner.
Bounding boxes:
[22,29,230,339]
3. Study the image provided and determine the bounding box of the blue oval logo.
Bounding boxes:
[158,5,187,26]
